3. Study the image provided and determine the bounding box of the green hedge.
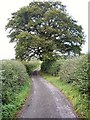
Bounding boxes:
[41,55,89,96]
[23,60,42,75]
[60,55,89,95]
[1,60,31,119]
[41,59,64,76]
[41,55,89,118]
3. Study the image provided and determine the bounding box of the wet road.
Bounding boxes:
[17,72,77,118]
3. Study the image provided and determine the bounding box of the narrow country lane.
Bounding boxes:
[17,71,77,118]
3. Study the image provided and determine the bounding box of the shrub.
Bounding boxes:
[59,55,89,95]
[41,58,64,76]
[41,55,90,118]
[1,60,31,119]
[23,62,33,75]
[23,59,42,75]
[41,55,89,96]
[41,59,53,73]
[1,60,29,104]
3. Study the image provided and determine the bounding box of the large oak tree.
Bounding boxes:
[6,2,85,61]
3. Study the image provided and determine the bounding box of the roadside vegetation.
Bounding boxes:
[2,1,89,119]
[1,59,40,120]
[41,54,90,119]
[23,59,42,75]
[1,55,89,119]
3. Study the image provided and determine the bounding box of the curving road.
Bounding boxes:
[17,71,77,118]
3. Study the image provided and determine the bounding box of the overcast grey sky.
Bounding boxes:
[0,0,88,60]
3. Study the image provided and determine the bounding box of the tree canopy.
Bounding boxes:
[6,2,85,61]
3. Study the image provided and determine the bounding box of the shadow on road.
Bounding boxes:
[31,70,40,76]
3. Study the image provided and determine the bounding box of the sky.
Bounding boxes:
[0,0,89,60]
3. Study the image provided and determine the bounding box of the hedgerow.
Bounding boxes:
[41,54,89,118]
[41,58,64,76]
[1,60,31,119]
[23,59,41,75]
[59,55,89,95]
[42,55,89,95]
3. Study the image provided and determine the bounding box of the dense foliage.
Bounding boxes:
[2,60,29,104]
[60,55,89,95]
[23,59,41,75]
[1,60,31,119]
[41,54,89,118]
[41,58,63,76]
[41,55,89,96]
[6,2,84,61]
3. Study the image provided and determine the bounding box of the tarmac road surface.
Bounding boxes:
[17,71,77,118]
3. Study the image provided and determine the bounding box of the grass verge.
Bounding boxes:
[41,73,89,119]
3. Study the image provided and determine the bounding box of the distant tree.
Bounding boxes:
[6,2,85,61]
